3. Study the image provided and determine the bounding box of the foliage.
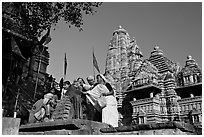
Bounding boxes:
[2,2,102,40]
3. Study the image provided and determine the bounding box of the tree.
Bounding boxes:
[3,2,102,78]
[3,2,102,39]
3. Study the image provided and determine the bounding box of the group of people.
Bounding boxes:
[30,74,119,127]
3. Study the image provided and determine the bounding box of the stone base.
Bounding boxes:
[100,121,196,135]
[19,119,110,135]
[2,117,21,135]
[19,119,198,135]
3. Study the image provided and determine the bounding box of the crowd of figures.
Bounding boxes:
[29,74,119,127]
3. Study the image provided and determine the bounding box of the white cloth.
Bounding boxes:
[43,93,54,104]
[61,89,67,99]
[82,84,93,91]
[34,107,46,120]
[87,84,108,103]
[102,95,118,127]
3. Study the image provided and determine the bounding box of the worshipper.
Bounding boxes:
[96,74,119,127]
[85,75,97,90]
[81,75,102,121]
[77,77,89,119]
[83,74,118,127]
[64,80,83,119]
[61,81,71,99]
[29,93,55,123]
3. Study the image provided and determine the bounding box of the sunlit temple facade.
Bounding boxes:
[105,26,202,127]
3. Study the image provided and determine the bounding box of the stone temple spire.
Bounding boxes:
[150,45,163,56]
[185,55,197,67]
[127,37,143,78]
[105,26,130,107]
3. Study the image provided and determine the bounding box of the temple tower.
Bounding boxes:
[105,26,130,107]
[176,55,202,86]
[164,71,180,121]
[148,46,180,121]
[127,38,143,81]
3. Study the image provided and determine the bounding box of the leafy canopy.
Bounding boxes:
[2,2,102,39]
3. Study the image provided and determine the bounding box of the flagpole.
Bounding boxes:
[64,53,65,80]
[64,53,67,81]
[92,46,96,80]
[93,61,96,81]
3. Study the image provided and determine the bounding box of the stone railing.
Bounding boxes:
[130,98,160,115]
[132,79,159,89]
[178,96,202,104]
[130,97,160,105]
[178,96,202,114]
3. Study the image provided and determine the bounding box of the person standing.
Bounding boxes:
[97,74,118,127]
[61,81,71,100]
[81,75,102,122]
[84,74,118,127]
[65,80,83,119]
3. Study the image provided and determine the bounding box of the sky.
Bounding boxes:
[47,2,202,83]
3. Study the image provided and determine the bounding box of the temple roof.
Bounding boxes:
[148,46,178,74]
[129,38,143,57]
[113,25,128,36]
[133,59,158,80]
[178,55,201,76]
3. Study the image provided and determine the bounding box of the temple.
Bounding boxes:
[105,26,202,128]
[2,22,202,134]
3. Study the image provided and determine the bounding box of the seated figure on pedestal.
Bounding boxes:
[29,91,57,123]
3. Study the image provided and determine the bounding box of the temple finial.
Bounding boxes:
[187,55,192,60]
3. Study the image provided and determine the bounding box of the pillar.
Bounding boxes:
[190,93,194,98]
[150,92,154,98]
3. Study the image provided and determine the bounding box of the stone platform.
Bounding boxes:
[19,119,197,135]
[19,119,111,135]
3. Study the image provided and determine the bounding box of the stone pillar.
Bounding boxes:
[183,77,186,84]
[190,93,194,98]
[150,92,154,98]
[199,114,202,123]
[190,75,194,83]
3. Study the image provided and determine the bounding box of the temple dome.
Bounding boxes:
[113,25,128,35]
[150,45,163,56]
[187,55,193,60]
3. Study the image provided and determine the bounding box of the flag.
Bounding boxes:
[11,36,26,61]
[93,50,100,73]
[40,28,52,45]
[59,78,64,92]
[64,53,68,77]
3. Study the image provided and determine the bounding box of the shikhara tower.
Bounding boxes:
[105,26,130,107]
[105,26,143,107]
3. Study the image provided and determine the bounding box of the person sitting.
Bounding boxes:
[29,93,55,123]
